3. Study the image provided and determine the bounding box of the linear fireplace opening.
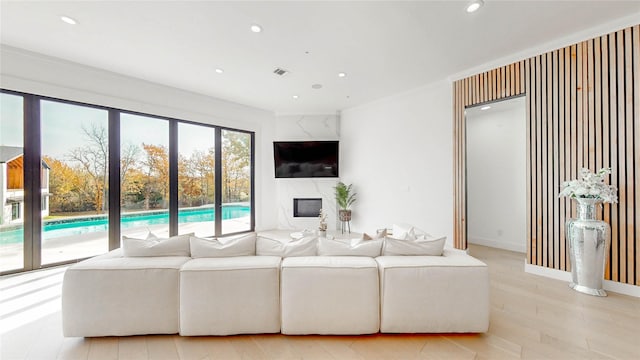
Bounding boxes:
[293,198,322,217]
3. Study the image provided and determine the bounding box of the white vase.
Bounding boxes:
[566,198,611,296]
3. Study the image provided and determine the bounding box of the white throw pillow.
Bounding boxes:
[122,233,192,257]
[256,235,317,257]
[190,233,256,258]
[382,235,446,256]
[318,238,383,257]
[392,223,416,240]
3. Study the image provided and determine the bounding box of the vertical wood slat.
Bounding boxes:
[624,27,634,284]
[632,25,640,285]
[453,24,638,285]
[455,81,459,248]
[610,32,619,281]
[537,55,543,265]
[552,50,560,269]
[542,53,548,267]
[577,42,584,178]
[525,58,532,265]
[617,30,626,283]
[570,44,577,225]
[601,34,611,280]
[633,25,640,286]
[595,37,603,223]
[588,40,596,175]
[559,48,566,271]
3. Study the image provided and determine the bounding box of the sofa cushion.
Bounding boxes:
[180,256,281,336]
[376,252,489,333]
[318,238,383,257]
[280,256,380,335]
[62,252,190,337]
[256,234,317,257]
[122,233,192,257]
[190,233,256,258]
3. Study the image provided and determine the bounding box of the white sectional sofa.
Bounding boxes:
[62,229,489,337]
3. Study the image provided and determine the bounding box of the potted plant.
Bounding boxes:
[335,182,356,222]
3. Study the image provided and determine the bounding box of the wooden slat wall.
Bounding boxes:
[453,24,639,285]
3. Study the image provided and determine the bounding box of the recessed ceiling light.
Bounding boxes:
[60,15,77,25]
[215,68,224,74]
[292,95,299,99]
[250,24,262,33]
[466,0,484,13]
[338,72,347,78]
[481,105,491,110]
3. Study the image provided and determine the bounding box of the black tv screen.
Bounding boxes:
[274,141,339,178]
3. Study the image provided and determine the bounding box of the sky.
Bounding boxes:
[1,94,217,160]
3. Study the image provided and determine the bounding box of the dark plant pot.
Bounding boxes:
[339,209,352,221]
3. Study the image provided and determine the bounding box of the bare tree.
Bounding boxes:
[121,142,140,188]
[68,123,108,213]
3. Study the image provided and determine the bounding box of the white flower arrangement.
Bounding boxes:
[559,167,618,203]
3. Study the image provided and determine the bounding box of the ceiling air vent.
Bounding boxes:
[273,68,289,76]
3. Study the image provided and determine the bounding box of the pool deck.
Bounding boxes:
[0,216,250,273]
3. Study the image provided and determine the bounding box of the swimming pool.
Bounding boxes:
[0,205,250,245]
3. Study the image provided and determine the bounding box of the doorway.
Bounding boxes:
[465,96,526,253]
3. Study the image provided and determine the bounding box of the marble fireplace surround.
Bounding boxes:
[275,114,341,231]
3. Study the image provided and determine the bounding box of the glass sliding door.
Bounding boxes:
[40,100,110,265]
[120,113,169,239]
[0,93,25,272]
[221,129,252,234]
[178,123,216,237]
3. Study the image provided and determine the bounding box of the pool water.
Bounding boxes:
[0,206,250,245]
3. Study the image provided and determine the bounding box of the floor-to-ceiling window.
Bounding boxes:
[120,113,170,239]
[0,93,25,272]
[40,100,110,264]
[0,90,254,274]
[177,123,216,237]
[221,129,253,234]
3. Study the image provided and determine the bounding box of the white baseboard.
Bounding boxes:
[524,263,640,298]
[468,237,526,253]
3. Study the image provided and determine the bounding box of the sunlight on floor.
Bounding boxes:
[0,266,67,334]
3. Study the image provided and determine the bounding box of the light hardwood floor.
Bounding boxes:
[1,245,639,360]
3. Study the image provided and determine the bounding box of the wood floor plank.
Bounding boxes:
[420,336,476,360]
[286,335,341,359]
[250,334,300,360]
[229,335,268,359]
[87,337,118,360]
[145,335,179,360]
[198,337,242,360]
[117,336,147,360]
[57,337,91,360]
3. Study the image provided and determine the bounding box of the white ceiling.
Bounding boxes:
[1,1,639,114]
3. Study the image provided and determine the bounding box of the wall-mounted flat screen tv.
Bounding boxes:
[273,141,339,178]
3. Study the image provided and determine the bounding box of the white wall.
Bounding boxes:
[0,45,279,231]
[466,97,527,253]
[274,114,340,231]
[340,80,453,244]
